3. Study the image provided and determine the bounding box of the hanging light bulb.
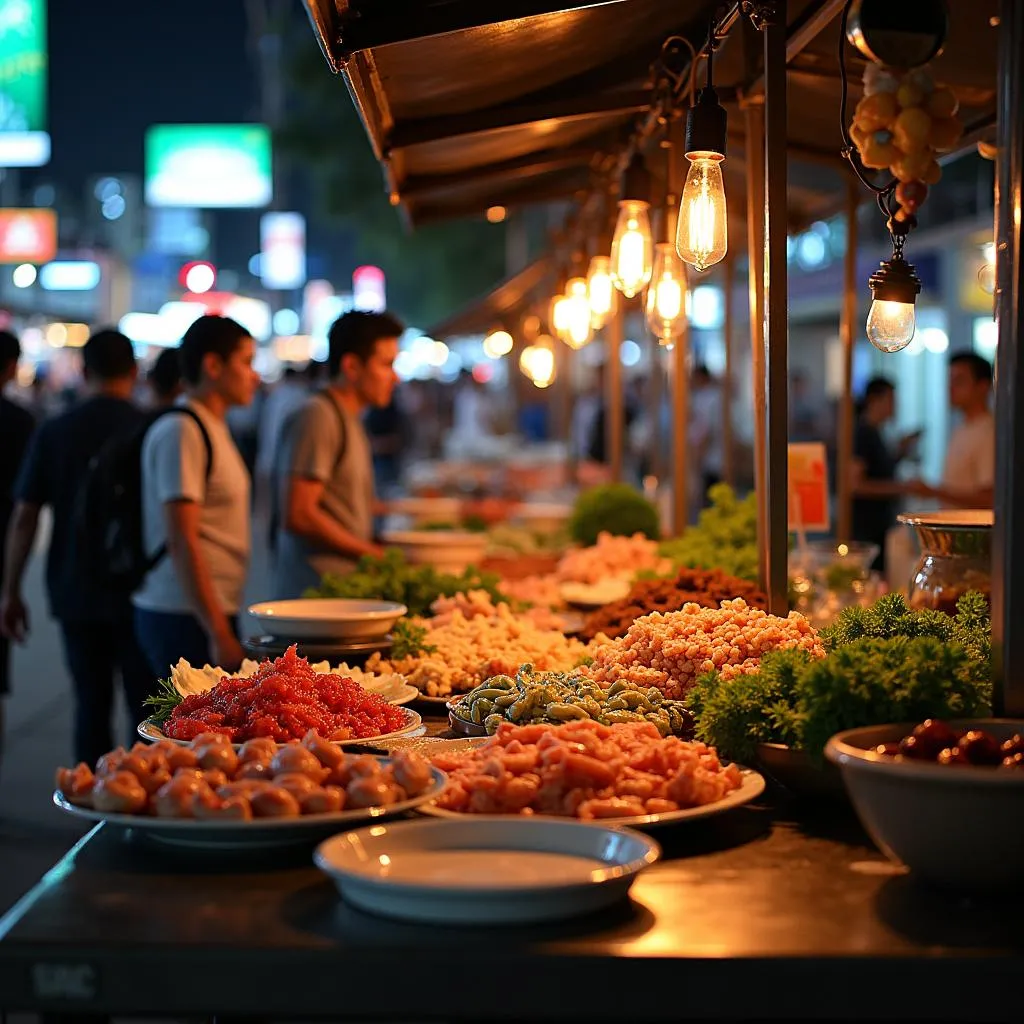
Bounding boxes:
[520,335,556,388]
[675,46,728,272]
[586,255,616,329]
[549,291,571,342]
[866,254,921,352]
[561,277,593,349]
[483,328,514,359]
[610,153,653,298]
[645,243,689,344]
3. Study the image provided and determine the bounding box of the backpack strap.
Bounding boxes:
[316,389,348,471]
[145,405,215,571]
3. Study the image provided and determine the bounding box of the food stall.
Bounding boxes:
[1,0,1022,1019]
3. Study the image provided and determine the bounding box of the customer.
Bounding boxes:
[133,316,258,676]
[273,310,403,599]
[924,352,994,507]
[849,377,925,571]
[0,331,34,773]
[0,330,151,766]
[148,347,184,409]
[689,364,725,506]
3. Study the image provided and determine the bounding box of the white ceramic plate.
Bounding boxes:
[418,767,766,830]
[558,578,632,610]
[53,765,447,850]
[315,817,660,924]
[137,706,424,749]
[247,599,407,640]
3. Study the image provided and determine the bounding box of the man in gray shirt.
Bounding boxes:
[273,310,404,598]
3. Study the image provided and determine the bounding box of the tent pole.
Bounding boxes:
[722,253,735,488]
[993,0,1024,715]
[836,180,859,543]
[761,10,789,613]
[607,302,625,481]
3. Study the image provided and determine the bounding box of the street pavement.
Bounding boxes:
[0,512,274,917]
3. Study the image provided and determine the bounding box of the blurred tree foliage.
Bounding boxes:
[278,27,511,327]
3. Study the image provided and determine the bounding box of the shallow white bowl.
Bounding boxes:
[247,599,407,640]
[315,817,660,924]
[381,530,489,575]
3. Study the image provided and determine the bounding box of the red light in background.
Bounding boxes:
[472,363,492,384]
[179,261,216,294]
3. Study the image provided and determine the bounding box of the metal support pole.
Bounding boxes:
[993,0,1024,715]
[672,317,691,535]
[762,13,789,614]
[606,303,625,481]
[836,181,859,544]
[667,118,688,534]
[722,254,735,488]
[743,94,768,575]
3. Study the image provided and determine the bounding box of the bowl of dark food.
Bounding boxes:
[826,718,1024,892]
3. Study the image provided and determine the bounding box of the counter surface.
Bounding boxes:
[0,800,1020,1020]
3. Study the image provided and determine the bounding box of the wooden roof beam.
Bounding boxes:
[337,0,627,58]
[399,147,597,198]
[387,88,648,150]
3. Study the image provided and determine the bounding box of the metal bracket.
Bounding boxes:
[741,1,781,31]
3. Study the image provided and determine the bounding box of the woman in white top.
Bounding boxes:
[133,316,259,674]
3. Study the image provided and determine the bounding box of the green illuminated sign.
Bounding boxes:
[0,0,49,166]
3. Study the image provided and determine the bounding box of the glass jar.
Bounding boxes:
[789,540,882,627]
[897,510,992,615]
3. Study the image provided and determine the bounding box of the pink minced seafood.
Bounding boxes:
[431,719,742,820]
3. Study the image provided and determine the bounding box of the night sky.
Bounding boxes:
[31,0,292,275]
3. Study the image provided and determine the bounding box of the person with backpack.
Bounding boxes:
[272,311,404,599]
[132,315,258,677]
[0,330,152,766]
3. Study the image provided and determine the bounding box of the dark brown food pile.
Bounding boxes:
[578,568,769,641]
[876,719,1024,769]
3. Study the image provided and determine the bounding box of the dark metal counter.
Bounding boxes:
[0,799,1020,1021]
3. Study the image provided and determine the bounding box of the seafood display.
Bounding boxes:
[430,719,742,820]
[579,567,768,641]
[450,665,694,737]
[55,730,438,820]
[555,531,671,585]
[368,604,588,699]
[588,599,824,699]
[159,647,411,743]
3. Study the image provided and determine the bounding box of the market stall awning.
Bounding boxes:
[301,0,998,229]
[426,255,552,338]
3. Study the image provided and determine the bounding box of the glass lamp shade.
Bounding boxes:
[645,243,689,343]
[675,153,728,272]
[610,200,653,298]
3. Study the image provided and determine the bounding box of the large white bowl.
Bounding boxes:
[826,719,1024,892]
[381,530,489,575]
[315,817,660,924]
[247,599,407,640]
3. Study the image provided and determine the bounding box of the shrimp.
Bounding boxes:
[577,796,647,820]
[390,751,433,795]
[92,771,148,814]
[237,759,273,780]
[55,763,96,807]
[193,794,252,821]
[249,786,301,819]
[274,772,320,799]
[238,737,277,764]
[299,786,344,815]
[152,774,205,818]
[270,744,328,781]
[193,742,239,776]
[346,754,382,779]
[301,730,345,771]
[95,747,130,778]
[347,776,404,809]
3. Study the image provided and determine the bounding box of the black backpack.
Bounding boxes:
[268,390,347,553]
[73,405,213,596]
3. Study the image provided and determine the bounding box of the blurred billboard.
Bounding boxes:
[145,124,272,208]
[0,0,49,166]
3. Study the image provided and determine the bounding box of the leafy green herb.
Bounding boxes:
[569,484,660,547]
[305,549,506,617]
[390,619,437,660]
[143,676,182,724]
[823,562,863,593]
[688,592,993,763]
[658,484,759,582]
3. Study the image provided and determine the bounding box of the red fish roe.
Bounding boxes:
[164,646,408,743]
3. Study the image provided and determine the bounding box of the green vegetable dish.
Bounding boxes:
[450,664,695,737]
[658,484,759,582]
[568,484,660,548]
[305,549,506,617]
[686,592,992,764]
